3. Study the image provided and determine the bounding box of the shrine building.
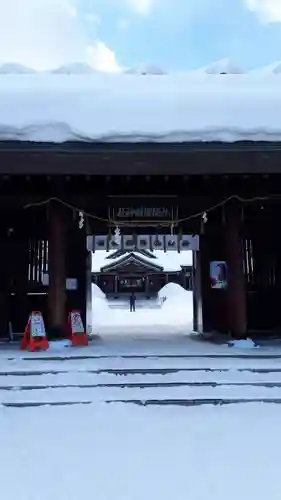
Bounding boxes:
[91,249,193,298]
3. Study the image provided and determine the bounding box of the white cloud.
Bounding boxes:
[0,0,120,71]
[127,0,154,15]
[246,0,281,23]
[87,42,121,72]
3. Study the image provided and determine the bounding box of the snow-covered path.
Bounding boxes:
[1,336,281,406]
[91,284,194,335]
[1,336,281,500]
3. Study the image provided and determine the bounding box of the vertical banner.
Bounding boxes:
[210,261,228,290]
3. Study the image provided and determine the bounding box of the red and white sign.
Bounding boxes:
[20,312,49,352]
[70,311,84,334]
[68,310,88,346]
[30,312,46,338]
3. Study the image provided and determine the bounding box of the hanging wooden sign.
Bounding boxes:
[91,234,199,251]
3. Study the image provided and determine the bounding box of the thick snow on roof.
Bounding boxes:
[125,62,166,75]
[50,63,95,75]
[91,250,193,273]
[1,73,281,142]
[0,63,36,74]
[250,62,281,75]
[194,58,245,75]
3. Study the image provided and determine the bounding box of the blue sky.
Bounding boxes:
[0,0,281,70]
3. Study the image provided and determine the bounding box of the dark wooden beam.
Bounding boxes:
[0,140,281,153]
[0,144,280,175]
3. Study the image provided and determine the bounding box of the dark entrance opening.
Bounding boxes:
[1,142,281,339]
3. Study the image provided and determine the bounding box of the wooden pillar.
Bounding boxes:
[85,250,92,335]
[67,223,88,328]
[200,231,213,333]
[200,214,228,334]
[114,275,118,294]
[145,275,149,294]
[0,219,22,338]
[48,203,67,338]
[0,233,10,337]
[0,209,22,338]
[11,234,29,335]
[193,251,203,333]
[225,201,247,338]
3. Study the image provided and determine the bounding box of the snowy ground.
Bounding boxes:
[1,285,280,499]
[1,336,281,499]
[91,282,194,335]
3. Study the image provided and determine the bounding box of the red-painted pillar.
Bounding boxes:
[225,201,247,338]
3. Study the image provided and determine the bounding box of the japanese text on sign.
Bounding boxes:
[71,312,84,334]
[31,314,46,338]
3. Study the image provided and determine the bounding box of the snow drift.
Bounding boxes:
[158,282,189,301]
[157,283,193,333]
[228,338,258,349]
[91,284,109,315]
[92,283,106,300]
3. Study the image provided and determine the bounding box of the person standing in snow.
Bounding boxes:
[129,292,136,312]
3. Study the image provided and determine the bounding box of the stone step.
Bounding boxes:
[2,381,281,391]
[106,398,281,407]
[94,367,281,375]
[1,401,92,408]
[3,398,281,408]
[8,353,281,361]
[2,367,281,376]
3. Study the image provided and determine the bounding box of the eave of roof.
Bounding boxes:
[100,252,164,273]
[0,140,281,153]
[105,249,156,260]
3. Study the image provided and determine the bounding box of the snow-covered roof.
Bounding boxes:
[250,62,281,75]
[91,250,193,273]
[125,62,166,75]
[50,63,95,75]
[0,63,36,74]
[192,58,245,75]
[1,73,281,142]
[101,252,164,273]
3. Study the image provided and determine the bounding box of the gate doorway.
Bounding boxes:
[88,231,200,337]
